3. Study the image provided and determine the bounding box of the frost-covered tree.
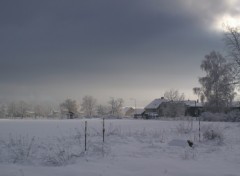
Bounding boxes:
[7,102,17,118]
[34,103,52,118]
[34,104,45,118]
[0,105,6,119]
[60,99,78,118]
[81,96,97,117]
[16,101,29,118]
[193,87,205,103]
[108,97,124,117]
[97,105,109,116]
[164,89,185,101]
[198,51,236,112]
[224,26,240,84]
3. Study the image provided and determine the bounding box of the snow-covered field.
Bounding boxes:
[0,119,240,176]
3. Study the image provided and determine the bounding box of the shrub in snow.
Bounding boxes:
[130,128,167,144]
[151,130,167,143]
[105,123,122,136]
[182,147,196,160]
[200,112,226,121]
[226,110,240,122]
[202,125,224,143]
[90,123,122,137]
[86,142,111,157]
[40,135,83,166]
[201,111,240,122]
[175,121,192,134]
[1,135,36,164]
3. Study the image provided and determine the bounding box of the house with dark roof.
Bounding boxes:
[184,100,203,117]
[133,108,145,118]
[144,97,203,118]
[144,97,167,118]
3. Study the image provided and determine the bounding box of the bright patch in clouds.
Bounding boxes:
[214,14,240,31]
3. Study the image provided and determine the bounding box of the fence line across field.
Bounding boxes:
[83,117,201,152]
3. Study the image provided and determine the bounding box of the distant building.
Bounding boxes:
[144,97,167,118]
[144,97,203,118]
[133,108,145,118]
[59,108,78,119]
[184,100,203,117]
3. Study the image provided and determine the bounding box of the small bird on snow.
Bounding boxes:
[187,140,194,148]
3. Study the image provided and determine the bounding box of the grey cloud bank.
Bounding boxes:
[0,0,238,106]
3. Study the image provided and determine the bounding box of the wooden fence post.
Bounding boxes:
[85,121,87,151]
[103,118,105,143]
[199,117,201,142]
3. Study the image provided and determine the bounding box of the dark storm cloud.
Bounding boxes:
[0,0,238,104]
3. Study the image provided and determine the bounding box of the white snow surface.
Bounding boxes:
[0,119,240,176]
[145,98,168,109]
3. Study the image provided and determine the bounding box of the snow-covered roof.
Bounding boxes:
[183,100,203,107]
[145,98,168,109]
[145,98,203,109]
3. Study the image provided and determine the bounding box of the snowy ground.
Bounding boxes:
[0,118,240,176]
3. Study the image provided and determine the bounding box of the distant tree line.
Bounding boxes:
[0,101,54,119]
[0,96,124,119]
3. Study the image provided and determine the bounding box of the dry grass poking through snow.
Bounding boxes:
[0,119,238,169]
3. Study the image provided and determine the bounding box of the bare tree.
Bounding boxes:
[193,87,205,103]
[34,105,44,118]
[164,89,185,101]
[7,102,17,118]
[81,96,97,117]
[108,97,124,117]
[198,51,236,112]
[60,99,78,119]
[224,26,240,65]
[97,105,109,116]
[0,105,6,119]
[16,101,29,118]
[34,103,52,118]
[224,26,240,84]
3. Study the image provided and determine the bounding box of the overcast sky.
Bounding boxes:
[0,0,239,107]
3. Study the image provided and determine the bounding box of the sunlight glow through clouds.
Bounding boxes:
[213,0,240,31]
[214,14,240,31]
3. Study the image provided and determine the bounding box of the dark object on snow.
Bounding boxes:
[187,140,194,147]
[68,111,76,119]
